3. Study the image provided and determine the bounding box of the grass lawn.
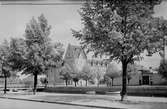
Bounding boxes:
[38,85,167,97]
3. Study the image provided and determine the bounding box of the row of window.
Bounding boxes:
[88,60,108,67]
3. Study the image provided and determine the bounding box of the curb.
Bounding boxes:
[0,96,124,109]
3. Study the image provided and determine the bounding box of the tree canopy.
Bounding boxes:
[0,40,12,94]
[0,40,11,75]
[159,59,167,79]
[73,0,163,62]
[9,14,64,94]
[106,63,120,75]
[79,64,93,86]
[105,63,120,86]
[60,62,75,86]
[23,14,64,74]
[127,63,139,84]
[72,0,163,100]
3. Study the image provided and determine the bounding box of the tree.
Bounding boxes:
[104,75,112,87]
[8,38,27,71]
[72,75,80,87]
[24,14,50,94]
[105,63,120,86]
[72,0,162,100]
[40,77,48,88]
[60,63,74,86]
[154,17,167,59]
[127,63,139,85]
[159,59,167,79]
[71,54,86,87]
[80,64,93,86]
[0,40,11,94]
[91,67,104,87]
[61,56,85,87]
[9,14,64,94]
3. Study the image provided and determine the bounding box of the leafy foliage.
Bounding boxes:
[73,0,163,62]
[9,14,64,94]
[105,63,120,79]
[60,55,87,87]
[60,63,74,86]
[40,77,48,88]
[23,14,51,75]
[0,40,11,77]
[105,63,120,86]
[8,38,27,71]
[159,60,167,79]
[72,76,79,87]
[23,14,63,74]
[127,63,139,84]
[72,0,163,100]
[79,64,93,86]
[0,40,12,94]
[91,67,104,87]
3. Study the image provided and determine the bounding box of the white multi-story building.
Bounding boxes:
[47,44,109,86]
[47,44,167,87]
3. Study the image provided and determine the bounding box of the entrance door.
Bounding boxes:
[142,76,149,85]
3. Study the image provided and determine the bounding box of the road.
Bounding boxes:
[0,98,106,109]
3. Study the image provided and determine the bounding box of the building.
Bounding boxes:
[112,67,166,86]
[47,44,87,86]
[47,44,167,87]
[64,44,87,72]
[47,44,109,86]
[87,59,109,85]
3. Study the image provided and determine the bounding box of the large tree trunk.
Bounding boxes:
[121,62,128,101]
[111,78,114,86]
[86,80,88,87]
[33,73,38,95]
[74,82,77,87]
[128,78,130,85]
[65,79,68,87]
[4,76,7,94]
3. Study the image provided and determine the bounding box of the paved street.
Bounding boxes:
[0,98,106,109]
[1,92,167,109]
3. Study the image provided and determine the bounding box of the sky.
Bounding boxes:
[0,0,167,69]
[0,0,83,45]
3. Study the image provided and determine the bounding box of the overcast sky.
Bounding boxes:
[0,0,167,69]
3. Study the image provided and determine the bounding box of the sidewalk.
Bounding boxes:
[0,91,167,109]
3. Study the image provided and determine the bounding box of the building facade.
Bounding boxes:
[47,44,109,86]
[47,44,167,87]
[111,68,166,86]
[47,44,88,86]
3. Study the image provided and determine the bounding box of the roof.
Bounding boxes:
[87,59,109,65]
[137,65,158,74]
[63,43,87,60]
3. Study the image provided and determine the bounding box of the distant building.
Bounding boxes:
[47,44,109,86]
[47,44,167,87]
[64,44,87,72]
[87,59,109,69]
[112,66,166,86]
[87,59,109,84]
[47,44,87,86]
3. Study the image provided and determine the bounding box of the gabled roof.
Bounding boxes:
[63,43,87,60]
